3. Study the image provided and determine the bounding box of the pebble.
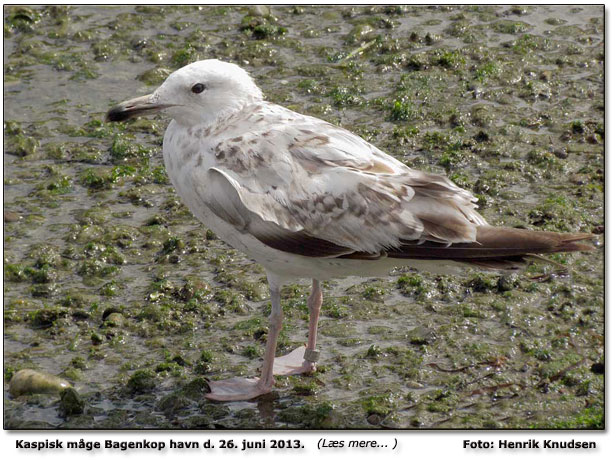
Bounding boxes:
[497,274,517,292]
[408,326,437,345]
[569,174,588,185]
[104,312,125,327]
[9,369,71,397]
[59,388,85,416]
[407,381,424,389]
[4,211,22,222]
[249,5,270,17]
[552,148,568,159]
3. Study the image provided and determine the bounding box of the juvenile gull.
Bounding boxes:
[106,59,593,401]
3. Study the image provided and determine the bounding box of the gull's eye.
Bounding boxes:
[191,83,206,94]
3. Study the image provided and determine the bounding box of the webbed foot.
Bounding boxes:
[273,346,317,376]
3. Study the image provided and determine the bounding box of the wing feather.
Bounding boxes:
[198,104,487,256]
[195,168,355,258]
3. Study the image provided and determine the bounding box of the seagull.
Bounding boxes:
[106,59,593,401]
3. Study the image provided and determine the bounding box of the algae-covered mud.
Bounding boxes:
[4,5,604,429]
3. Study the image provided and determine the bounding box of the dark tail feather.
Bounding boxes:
[387,226,594,268]
[471,226,595,255]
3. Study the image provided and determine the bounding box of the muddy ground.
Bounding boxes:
[3,5,604,429]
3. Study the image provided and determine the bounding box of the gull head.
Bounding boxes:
[106,59,263,127]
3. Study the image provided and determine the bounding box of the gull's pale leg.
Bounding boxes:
[205,282,283,401]
[307,279,323,352]
[273,279,322,376]
[260,285,284,387]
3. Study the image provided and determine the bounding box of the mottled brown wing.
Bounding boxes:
[208,105,487,253]
[196,167,356,257]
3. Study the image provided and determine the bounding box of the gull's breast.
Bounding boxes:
[163,121,227,231]
[162,120,279,263]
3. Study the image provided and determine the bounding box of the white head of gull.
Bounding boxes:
[107,59,593,401]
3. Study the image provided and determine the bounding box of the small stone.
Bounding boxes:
[552,148,568,159]
[127,369,157,393]
[409,417,423,427]
[90,332,103,345]
[59,388,85,417]
[497,274,516,292]
[474,131,490,142]
[346,24,374,44]
[4,211,22,222]
[510,6,527,15]
[102,306,122,321]
[182,377,211,399]
[406,381,424,389]
[592,226,604,235]
[470,104,493,126]
[104,312,125,327]
[138,67,171,86]
[31,283,58,298]
[586,133,599,144]
[131,37,148,50]
[156,393,191,417]
[408,326,437,345]
[249,5,270,17]
[590,362,604,374]
[9,369,71,397]
[569,174,587,185]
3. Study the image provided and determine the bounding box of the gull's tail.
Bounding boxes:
[386,226,595,270]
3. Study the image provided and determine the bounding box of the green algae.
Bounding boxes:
[58,388,85,417]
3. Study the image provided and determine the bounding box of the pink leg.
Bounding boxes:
[273,279,322,376]
[205,283,283,401]
[307,279,323,352]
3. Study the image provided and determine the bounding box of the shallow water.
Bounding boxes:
[3,5,604,429]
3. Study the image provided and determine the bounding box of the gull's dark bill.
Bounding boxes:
[105,94,167,122]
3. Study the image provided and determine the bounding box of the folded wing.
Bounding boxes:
[193,106,488,258]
